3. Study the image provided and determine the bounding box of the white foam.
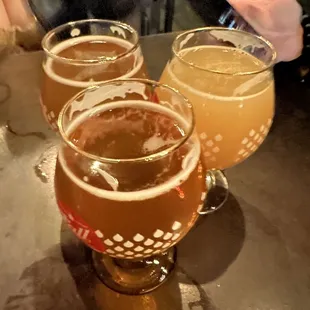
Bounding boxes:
[58,100,200,201]
[47,35,135,58]
[164,46,273,101]
[209,29,266,50]
[93,162,119,191]
[66,100,190,135]
[43,35,144,88]
[179,33,194,50]
[110,26,126,39]
[69,81,148,120]
[70,28,81,37]
[143,136,180,153]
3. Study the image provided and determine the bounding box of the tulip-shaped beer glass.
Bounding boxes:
[55,79,207,294]
[41,19,147,130]
[160,27,276,213]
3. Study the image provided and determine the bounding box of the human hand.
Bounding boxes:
[228,0,304,62]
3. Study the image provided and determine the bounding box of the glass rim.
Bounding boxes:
[172,27,277,76]
[58,78,195,164]
[41,19,140,65]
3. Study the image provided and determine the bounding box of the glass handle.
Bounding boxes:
[199,169,229,215]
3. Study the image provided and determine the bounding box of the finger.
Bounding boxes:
[0,0,11,29]
[228,0,304,62]
[3,0,33,28]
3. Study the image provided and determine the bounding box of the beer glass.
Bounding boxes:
[55,79,207,294]
[160,27,276,213]
[41,19,147,130]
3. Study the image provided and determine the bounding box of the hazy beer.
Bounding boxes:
[41,20,147,130]
[160,29,275,170]
[55,80,207,260]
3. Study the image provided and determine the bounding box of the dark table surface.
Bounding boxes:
[0,32,310,310]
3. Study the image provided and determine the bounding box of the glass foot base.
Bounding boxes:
[200,169,229,214]
[92,248,176,295]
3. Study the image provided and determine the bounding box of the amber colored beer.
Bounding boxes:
[160,45,275,169]
[41,36,147,130]
[55,101,206,259]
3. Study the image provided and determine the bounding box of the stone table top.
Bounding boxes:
[0,32,310,309]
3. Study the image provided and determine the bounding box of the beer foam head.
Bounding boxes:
[58,101,200,201]
[43,35,144,88]
[68,81,148,120]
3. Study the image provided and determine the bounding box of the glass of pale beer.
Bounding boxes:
[55,79,207,294]
[41,19,147,130]
[160,27,276,213]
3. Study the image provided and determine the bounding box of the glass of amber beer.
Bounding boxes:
[55,79,207,294]
[160,28,276,213]
[41,19,147,130]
